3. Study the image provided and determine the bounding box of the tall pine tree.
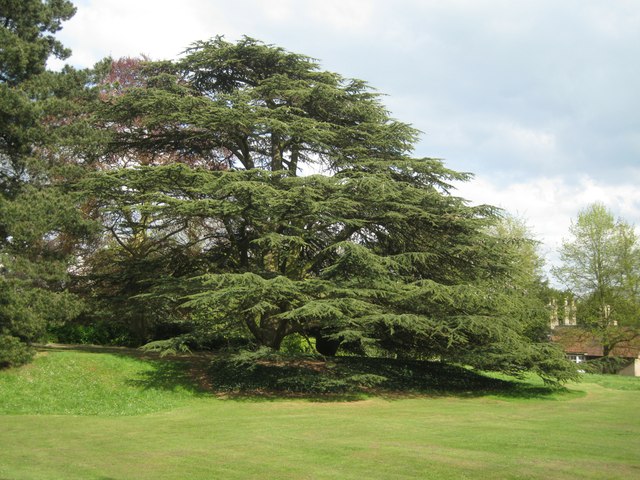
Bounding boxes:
[0,0,93,367]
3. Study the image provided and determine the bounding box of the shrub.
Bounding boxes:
[0,335,34,369]
[48,321,134,346]
[583,356,631,374]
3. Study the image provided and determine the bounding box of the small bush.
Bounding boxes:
[280,333,316,355]
[583,356,631,374]
[0,335,34,369]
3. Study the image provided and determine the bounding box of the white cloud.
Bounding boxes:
[583,0,640,40]
[53,0,234,67]
[257,0,294,22]
[475,121,559,169]
[501,123,556,152]
[307,0,375,33]
[454,174,640,279]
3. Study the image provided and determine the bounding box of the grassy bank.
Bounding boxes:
[1,347,639,479]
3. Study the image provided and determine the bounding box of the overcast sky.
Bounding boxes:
[51,0,640,279]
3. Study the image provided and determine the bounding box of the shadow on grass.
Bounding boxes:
[37,344,578,402]
[205,355,576,402]
[125,359,211,396]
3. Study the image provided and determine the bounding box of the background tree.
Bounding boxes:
[553,203,640,355]
[0,0,92,367]
[1,0,76,194]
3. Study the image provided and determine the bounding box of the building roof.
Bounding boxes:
[552,327,640,358]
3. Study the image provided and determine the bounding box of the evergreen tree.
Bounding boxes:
[84,38,575,382]
[0,0,90,367]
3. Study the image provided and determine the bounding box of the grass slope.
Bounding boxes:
[0,349,202,415]
[1,347,639,480]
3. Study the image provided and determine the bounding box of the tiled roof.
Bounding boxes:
[552,327,640,358]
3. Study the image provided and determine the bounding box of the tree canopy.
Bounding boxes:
[0,0,90,367]
[0,5,576,383]
[69,37,575,383]
[96,36,420,175]
[0,0,75,85]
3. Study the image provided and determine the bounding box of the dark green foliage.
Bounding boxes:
[82,164,509,357]
[0,0,76,85]
[1,1,80,193]
[0,1,91,361]
[48,320,134,346]
[583,356,631,375]
[96,36,420,173]
[0,141,92,353]
[0,334,34,368]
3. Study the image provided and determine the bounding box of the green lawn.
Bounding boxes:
[1,348,639,479]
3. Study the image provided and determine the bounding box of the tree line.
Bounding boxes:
[1,1,637,383]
